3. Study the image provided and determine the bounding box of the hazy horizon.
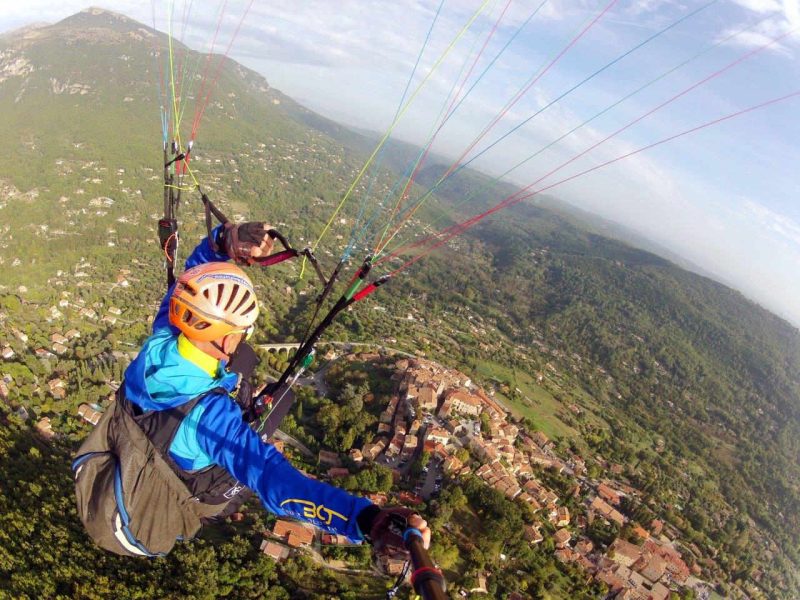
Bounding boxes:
[2,1,799,327]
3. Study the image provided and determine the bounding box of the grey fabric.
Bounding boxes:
[73,398,212,557]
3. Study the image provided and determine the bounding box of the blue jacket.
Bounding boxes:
[123,230,373,540]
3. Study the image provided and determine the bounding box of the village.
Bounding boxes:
[246,352,712,599]
[1,324,713,598]
[0,267,714,600]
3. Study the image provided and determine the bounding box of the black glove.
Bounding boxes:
[226,342,260,420]
[358,505,417,556]
[219,222,274,265]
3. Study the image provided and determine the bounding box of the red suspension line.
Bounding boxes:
[381,0,515,243]
[378,26,795,268]
[190,0,230,140]
[439,0,619,184]
[192,0,255,139]
[376,0,619,253]
[384,90,800,277]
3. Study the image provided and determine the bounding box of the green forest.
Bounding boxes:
[0,8,798,599]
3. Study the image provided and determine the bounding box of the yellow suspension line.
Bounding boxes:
[300,0,493,278]
[167,0,183,152]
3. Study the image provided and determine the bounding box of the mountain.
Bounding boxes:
[0,8,798,599]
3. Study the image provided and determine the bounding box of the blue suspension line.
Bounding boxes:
[341,0,447,262]
[386,0,720,242]
[355,0,548,257]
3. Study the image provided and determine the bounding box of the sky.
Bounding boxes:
[1,0,799,326]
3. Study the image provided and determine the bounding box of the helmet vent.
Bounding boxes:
[224,284,241,311]
[232,290,251,314]
[177,282,197,297]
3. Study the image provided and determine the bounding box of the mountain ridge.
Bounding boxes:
[0,8,798,598]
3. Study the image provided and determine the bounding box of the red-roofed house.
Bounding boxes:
[555,548,575,563]
[437,397,453,418]
[532,431,551,448]
[380,555,408,576]
[650,519,664,536]
[554,528,571,549]
[48,378,66,399]
[321,533,351,545]
[425,427,449,445]
[77,403,102,426]
[50,332,68,345]
[554,506,570,527]
[649,582,670,600]
[273,520,314,548]
[523,525,543,544]
[387,434,405,456]
[366,492,388,506]
[445,389,482,416]
[609,538,642,568]
[397,491,424,505]
[631,523,650,541]
[442,455,464,475]
[35,417,55,439]
[417,385,439,411]
[596,569,627,594]
[575,539,594,555]
[431,442,448,461]
[636,554,667,584]
[590,496,625,527]
[362,441,383,461]
[597,482,622,505]
[403,434,419,453]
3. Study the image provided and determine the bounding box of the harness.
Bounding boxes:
[121,386,243,509]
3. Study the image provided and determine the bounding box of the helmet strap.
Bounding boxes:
[211,340,229,359]
[210,334,241,362]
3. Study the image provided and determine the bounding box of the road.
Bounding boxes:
[296,356,337,397]
[419,457,444,500]
[271,429,314,459]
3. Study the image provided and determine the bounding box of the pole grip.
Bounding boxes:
[267,228,292,251]
[405,531,446,600]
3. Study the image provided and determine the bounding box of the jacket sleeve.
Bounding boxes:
[152,226,230,333]
[194,394,374,540]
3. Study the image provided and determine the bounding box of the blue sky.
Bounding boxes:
[2,1,799,325]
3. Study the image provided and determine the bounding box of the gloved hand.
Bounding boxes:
[226,341,260,421]
[357,505,431,556]
[219,222,274,265]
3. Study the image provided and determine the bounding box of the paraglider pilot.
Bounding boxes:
[92,221,429,559]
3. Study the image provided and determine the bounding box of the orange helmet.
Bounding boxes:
[169,262,259,342]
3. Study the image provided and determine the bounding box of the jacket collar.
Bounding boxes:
[177,334,220,377]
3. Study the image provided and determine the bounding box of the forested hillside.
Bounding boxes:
[0,8,797,599]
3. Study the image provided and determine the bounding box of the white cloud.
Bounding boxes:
[741,199,800,247]
[721,0,800,52]
[787,0,800,23]
[730,0,784,14]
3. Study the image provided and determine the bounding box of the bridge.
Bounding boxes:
[256,340,416,358]
[257,343,302,354]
